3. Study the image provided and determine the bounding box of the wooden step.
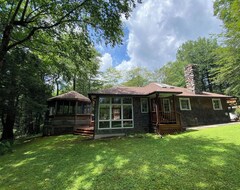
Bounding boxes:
[73,126,94,136]
[74,132,94,136]
[157,124,183,135]
[74,130,94,135]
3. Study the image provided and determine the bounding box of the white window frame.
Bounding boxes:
[162,99,171,113]
[212,98,223,110]
[98,97,134,130]
[141,98,149,113]
[179,98,191,111]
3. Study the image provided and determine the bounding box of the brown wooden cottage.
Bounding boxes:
[44,91,93,135]
[89,65,231,138]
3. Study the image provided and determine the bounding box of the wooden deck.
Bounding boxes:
[43,114,93,136]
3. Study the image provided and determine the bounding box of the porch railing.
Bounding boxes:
[151,111,181,125]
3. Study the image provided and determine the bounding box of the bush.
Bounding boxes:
[235,107,240,120]
[0,141,13,156]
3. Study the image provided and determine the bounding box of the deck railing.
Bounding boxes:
[151,111,181,125]
[159,112,176,124]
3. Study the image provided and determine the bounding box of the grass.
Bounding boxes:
[0,124,240,190]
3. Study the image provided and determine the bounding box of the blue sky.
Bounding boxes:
[98,0,222,72]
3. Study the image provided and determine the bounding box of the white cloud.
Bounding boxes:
[99,53,113,72]
[116,0,222,70]
[115,60,135,71]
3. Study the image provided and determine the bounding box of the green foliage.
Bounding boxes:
[235,107,240,119]
[212,46,240,96]
[38,32,101,95]
[0,141,12,156]
[214,0,240,42]
[122,67,151,87]
[100,67,122,88]
[176,37,220,92]
[155,61,186,87]
[0,48,52,136]
[100,67,152,88]
[0,124,240,189]
[0,0,141,56]
[213,0,240,97]
[154,37,220,90]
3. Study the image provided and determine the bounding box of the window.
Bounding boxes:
[162,99,171,112]
[212,98,222,110]
[141,98,149,113]
[77,103,91,114]
[98,97,133,129]
[179,98,191,110]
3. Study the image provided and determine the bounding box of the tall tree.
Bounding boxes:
[176,37,219,92]
[213,0,240,96]
[0,48,51,140]
[153,38,221,91]
[40,32,100,95]
[100,67,122,88]
[154,61,186,87]
[122,67,151,87]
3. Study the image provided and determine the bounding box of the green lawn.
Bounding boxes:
[0,124,240,190]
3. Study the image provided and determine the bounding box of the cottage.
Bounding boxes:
[89,65,231,138]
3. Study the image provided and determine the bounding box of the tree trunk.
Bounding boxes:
[55,75,60,95]
[206,72,213,92]
[0,24,13,69]
[35,113,41,134]
[1,105,15,141]
[27,111,34,134]
[0,50,6,69]
[73,76,76,91]
[56,82,59,95]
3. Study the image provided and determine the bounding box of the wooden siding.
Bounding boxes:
[175,96,230,127]
[133,97,151,132]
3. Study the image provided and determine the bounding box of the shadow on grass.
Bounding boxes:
[0,131,240,190]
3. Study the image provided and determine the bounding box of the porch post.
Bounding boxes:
[54,101,57,116]
[74,101,78,128]
[155,93,159,125]
[172,95,180,125]
[172,95,177,121]
[172,95,176,112]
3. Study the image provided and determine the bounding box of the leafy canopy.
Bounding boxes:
[0,0,141,68]
[156,37,220,92]
[213,0,240,96]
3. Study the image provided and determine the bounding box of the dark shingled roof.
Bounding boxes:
[48,91,91,102]
[89,83,231,98]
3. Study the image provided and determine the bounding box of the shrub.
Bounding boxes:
[235,107,240,120]
[0,141,13,156]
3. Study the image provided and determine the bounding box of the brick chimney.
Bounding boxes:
[184,64,202,94]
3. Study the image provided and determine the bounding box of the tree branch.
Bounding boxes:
[21,0,30,22]
[6,1,16,24]
[7,27,37,50]
[7,0,90,50]
[25,3,51,21]
[26,10,46,23]
[10,0,24,23]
